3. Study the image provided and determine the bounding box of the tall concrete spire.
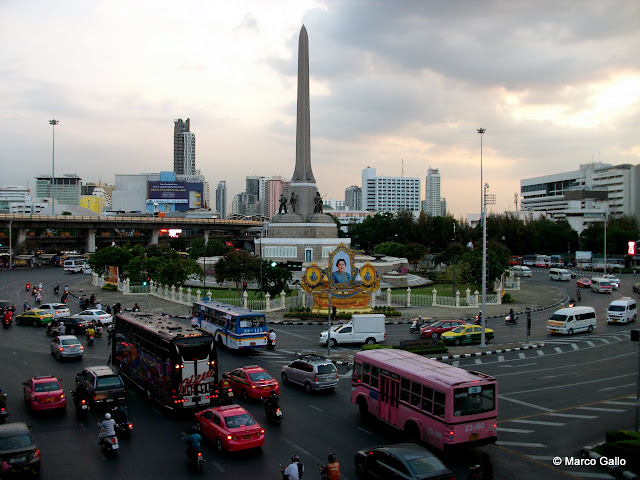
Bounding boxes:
[292,25,316,184]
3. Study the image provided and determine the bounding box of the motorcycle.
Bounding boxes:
[505,313,518,325]
[23,302,30,312]
[2,316,11,329]
[99,433,119,458]
[410,317,428,333]
[109,405,133,438]
[26,282,31,291]
[53,284,60,295]
[263,396,283,425]
[267,338,276,350]
[186,449,205,473]
[576,290,582,302]
[95,325,103,338]
[0,393,8,424]
[72,390,89,420]
[218,385,234,405]
[86,334,95,346]
[31,287,37,296]
[568,299,576,308]
[474,312,483,325]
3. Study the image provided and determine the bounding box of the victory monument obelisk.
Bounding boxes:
[258,25,345,266]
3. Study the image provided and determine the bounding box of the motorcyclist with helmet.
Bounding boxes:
[184,426,202,461]
[85,324,96,343]
[282,454,304,480]
[320,453,340,480]
[98,413,116,441]
[263,390,279,420]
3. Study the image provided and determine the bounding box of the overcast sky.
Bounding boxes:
[1,1,639,218]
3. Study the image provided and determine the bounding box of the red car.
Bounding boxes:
[23,375,66,414]
[420,319,466,339]
[576,278,592,288]
[225,365,279,400]
[195,405,265,452]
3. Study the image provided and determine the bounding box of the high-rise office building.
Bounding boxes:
[362,167,420,214]
[345,185,362,210]
[425,167,442,216]
[35,174,82,207]
[173,118,195,175]
[216,181,227,219]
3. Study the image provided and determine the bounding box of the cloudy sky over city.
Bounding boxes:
[1,0,639,217]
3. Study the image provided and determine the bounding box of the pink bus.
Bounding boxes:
[351,349,497,450]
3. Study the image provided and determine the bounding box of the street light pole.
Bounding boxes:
[49,119,59,215]
[481,182,488,347]
[603,208,608,276]
[477,128,486,219]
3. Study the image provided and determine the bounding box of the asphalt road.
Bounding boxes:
[1,267,638,480]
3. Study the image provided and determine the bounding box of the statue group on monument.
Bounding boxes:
[314,192,324,213]
[278,193,299,214]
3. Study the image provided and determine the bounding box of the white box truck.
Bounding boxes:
[319,314,386,346]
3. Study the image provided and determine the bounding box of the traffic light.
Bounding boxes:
[243,282,247,291]
[628,241,636,256]
[270,261,277,267]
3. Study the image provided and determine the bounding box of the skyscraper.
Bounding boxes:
[345,185,362,210]
[216,181,227,219]
[425,167,442,216]
[173,118,195,175]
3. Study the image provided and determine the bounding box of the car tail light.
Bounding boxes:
[226,435,233,440]
[260,429,265,435]
[80,346,84,350]
[81,399,87,406]
[490,423,497,435]
[315,374,318,382]
[444,427,455,440]
[127,422,133,430]
[59,347,64,352]
[197,452,202,458]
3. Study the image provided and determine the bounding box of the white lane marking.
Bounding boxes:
[527,455,554,461]
[339,372,352,379]
[577,406,625,412]
[599,383,636,391]
[211,461,226,472]
[474,358,483,364]
[496,427,534,433]
[498,355,505,362]
[537,350,545,356]
[502,372,636,395]
[512,419,565,426]
[545,413,598,419]
[452,361,460,367]
[495,441,546,447]
[518,352,526,359]
[539,372,574,379]
[570,343,579,351]
[357,427,373,435]
[498,395,553,412]
[309,405,323,412]
[498,363,538,368]
[586,341,595,347]
[603,401,636,405]
[565,472,614,479]
[554,347,563,353]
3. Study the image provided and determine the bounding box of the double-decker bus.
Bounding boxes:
[191,300,268,350]
[111,311,219,410]
[351,349,497,450]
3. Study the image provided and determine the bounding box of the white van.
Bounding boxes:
[319,314,386,346]
[511,266,532,277]
[590,277,612,293]
[547,306,597,335]
[549,268,571,281]
[606,297,637,324]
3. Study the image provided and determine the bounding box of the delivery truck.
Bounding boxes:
[319,314,386,346]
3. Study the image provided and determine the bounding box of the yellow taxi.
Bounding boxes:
[15,309,55,327]
[441,324,494,346]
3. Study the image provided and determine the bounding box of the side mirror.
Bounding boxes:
[22,382,28,386]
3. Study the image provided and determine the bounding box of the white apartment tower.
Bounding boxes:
[215,181,227,219]
[362,167,420,214]
[425,167,442,216]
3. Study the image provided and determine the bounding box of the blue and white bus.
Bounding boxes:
[192,300,268,350]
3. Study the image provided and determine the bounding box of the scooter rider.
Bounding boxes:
[283,454,304,480]
[508,308,515,322]
[263,390,279,417]
[320,453,340,480]
[184,426,202,460]
[576,289,582,301]
[86,324,96,341]
[98,413,116,441]
[268,329,276,349]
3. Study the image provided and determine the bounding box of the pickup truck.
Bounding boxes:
[75,366,125,407]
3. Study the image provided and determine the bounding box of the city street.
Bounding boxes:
[1,267,638,479]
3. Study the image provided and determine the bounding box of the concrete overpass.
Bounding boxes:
[0,213,263,253]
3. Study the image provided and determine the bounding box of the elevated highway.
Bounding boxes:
[0,213,263,252]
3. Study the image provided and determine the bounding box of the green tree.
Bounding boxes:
[189,238,205,259]
[374,242,406,257]
[259,261,293,297]
[214,251,260,296]
[87,246,133,275]
[205,239,229,256]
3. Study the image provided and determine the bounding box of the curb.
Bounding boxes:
[430,343,545,361]
[582,443,638,480]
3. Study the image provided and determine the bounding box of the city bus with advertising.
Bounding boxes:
[351,349,497,450]
[191,300,268,350]
[63,258,87,273]
[111,311,221,410]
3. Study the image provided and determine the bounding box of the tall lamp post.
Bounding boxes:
[477,128,486,220]
[49,119,59,215]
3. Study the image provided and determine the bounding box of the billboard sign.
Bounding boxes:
[147,181,188,202]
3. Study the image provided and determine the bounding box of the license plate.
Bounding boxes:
[193,396,201,402]
[261,385,270,389]
[469,432,479,440]
[228,392,234,397]
[243,434,252,439]
[81,404,88,409]
[551,330,557,333]
[10,455,27,463]
[276,410,283,417]
[250,342,256,346]
[112,444,119,450]
[45,397,55,403]
[106,398,114,402]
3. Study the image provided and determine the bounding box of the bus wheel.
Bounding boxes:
[405,422,420,443]
[357,398,368,418]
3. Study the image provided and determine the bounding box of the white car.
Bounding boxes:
[50,335,84,360]
[75,309,113,326]
[603,275,620,290]
[38,303,71,318]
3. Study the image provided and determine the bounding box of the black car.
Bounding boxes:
[355,443,455,480]
[46,316,90,336]
[0,300,16,313]
[0,422,41,478]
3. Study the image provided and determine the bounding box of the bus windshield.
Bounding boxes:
[176,341,211,361]
[453,384,496,416]
[238,316,266,328]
